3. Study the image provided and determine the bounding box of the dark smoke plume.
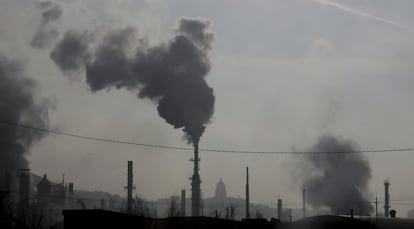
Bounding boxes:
[31,1,63,49]
[50,31,91,74]
[301,135,373,215]
[50,18,215,146]
[0,54,50,172]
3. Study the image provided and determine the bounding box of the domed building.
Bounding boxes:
[215,178,227,202]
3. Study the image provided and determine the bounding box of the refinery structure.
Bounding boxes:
[1,158,412,229]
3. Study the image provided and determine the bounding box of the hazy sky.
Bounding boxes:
[1,0,414,216]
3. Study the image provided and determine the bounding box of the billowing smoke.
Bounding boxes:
[50,31,90,74]
[50,18,215,147]
[0,54,50,172]
[301,135,373,215]
[31,1,63,49]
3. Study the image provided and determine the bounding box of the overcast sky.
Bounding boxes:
[1,0,414,216]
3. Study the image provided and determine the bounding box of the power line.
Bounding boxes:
[1,119,414,155]
[0,120,191,151]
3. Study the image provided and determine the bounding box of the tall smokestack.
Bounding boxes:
[278,198,283,220]
[126,161,134,214]
[303,188,306,218]
[0,172,11,194]
[191,146,201,216]
[384,180,390,217]
[181,189,186,217]
[245,167,250,219]
[18,169,30,217]
[68,182,74,195]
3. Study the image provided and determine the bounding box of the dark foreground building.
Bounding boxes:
[63,210,247,229]
[62,209,414,229]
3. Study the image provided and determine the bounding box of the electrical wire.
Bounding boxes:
[1,119,414,155]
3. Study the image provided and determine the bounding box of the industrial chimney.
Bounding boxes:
[181,189,186,217]
[0,172,11,213]
[191,146,201,216]
[278,198,283,220]
[68,183,74,195]
[18,169,30,217]
[384,180,390,217]
[302,188,306,218]
[126,161,135,214]
[245,167,250,219]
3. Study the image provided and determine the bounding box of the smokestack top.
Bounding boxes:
[184,125,206,148]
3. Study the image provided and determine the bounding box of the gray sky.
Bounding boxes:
[1,0,414,216]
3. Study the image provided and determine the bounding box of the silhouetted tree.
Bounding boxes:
[131,196,156,217]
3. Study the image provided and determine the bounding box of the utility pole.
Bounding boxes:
[375,196,378,217]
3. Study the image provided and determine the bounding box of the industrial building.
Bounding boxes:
[0,170,122,228]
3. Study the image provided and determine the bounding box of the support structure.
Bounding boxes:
[245,167,250,219]
[384,181,390,217]
[191,146,201,216]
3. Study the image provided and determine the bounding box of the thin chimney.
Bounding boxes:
[302,188,306,218]
[245,167,250,219]
[126,161,135,214]
[181,189,186,217]
[277,198,283,220]
[384,181,390,217]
